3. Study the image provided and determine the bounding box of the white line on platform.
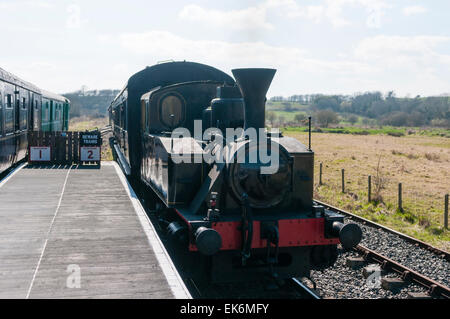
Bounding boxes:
[112,162,192,299]
[26,166,72,299]
[0,162,27,189]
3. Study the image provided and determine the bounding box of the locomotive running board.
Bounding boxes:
[113,144,131,176]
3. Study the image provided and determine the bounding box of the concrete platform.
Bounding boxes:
[0,162,190,299]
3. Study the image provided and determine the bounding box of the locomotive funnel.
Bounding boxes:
[232,68,276,130]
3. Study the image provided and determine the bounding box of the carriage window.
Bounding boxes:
[4,94,13,133]
[22,98,26,109]
[6,94,12,109]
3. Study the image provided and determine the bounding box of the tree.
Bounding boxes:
[316,110,339,128]
[282,102,295,112]
[266,111,277,126]
[294,113,307,124]
[312,95,341,112]
[348,115,358,125]
[380,112,408,126]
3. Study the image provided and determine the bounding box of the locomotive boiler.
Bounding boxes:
[110,61,362,282]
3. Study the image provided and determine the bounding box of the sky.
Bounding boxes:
[1,0,449,97]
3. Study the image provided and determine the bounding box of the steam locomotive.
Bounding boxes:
[0,67,70,175]
[110,61,362,282]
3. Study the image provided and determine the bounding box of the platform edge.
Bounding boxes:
[0,162,27,189]
[111,162,192,299]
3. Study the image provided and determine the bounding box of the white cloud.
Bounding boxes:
[178,4,274,31]
[354,35,450,64]
[118,30,371,73]
[319,0,391,28]
[116,30,379,95]
[178,0,392,31]
[0,0,52,9]
[403,5,428,16]
[354,35,450,94]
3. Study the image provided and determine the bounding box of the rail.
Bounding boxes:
[355,245,450,298]
[288,278,322,299]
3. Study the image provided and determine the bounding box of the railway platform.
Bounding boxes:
[0,162,190,299]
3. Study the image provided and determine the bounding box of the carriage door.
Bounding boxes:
[14,90,20,132]
[29,94,34,131]
[34,97,40,130]
[49,100,54,131]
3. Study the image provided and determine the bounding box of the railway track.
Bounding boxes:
[99,125,112,136]
[314,199,450,299]
[315,200,449,260]
[355,245,450,298]
[288,278,322,299]
[185,276,323,299]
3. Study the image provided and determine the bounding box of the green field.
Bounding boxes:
[283,126,450,138]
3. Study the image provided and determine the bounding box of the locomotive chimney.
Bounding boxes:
[232,68,276,130]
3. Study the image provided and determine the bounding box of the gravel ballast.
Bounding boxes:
[311,249,428,299]
[349,219,450,288]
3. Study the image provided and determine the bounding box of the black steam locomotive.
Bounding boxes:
[110,61,362,282]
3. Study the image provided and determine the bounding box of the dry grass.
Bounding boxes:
[286,131,450,251]
[69,116,108,131]
[69,116,113,161]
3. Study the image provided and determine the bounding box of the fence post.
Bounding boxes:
[319,163,323,186]
[368,175,372,202]
[445,194,449,230]
[398,183,403,212]
[341,169,345,193]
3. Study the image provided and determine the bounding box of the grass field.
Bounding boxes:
[286,131,450,250]
[284,126,450,138]
[69,116,113,161]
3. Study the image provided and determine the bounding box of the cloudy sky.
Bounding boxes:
[1,0,449,97]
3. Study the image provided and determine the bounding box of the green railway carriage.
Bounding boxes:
[40,90,70,132]
[0,67,70,175]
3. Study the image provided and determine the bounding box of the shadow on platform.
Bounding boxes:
[24,164,101,170]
